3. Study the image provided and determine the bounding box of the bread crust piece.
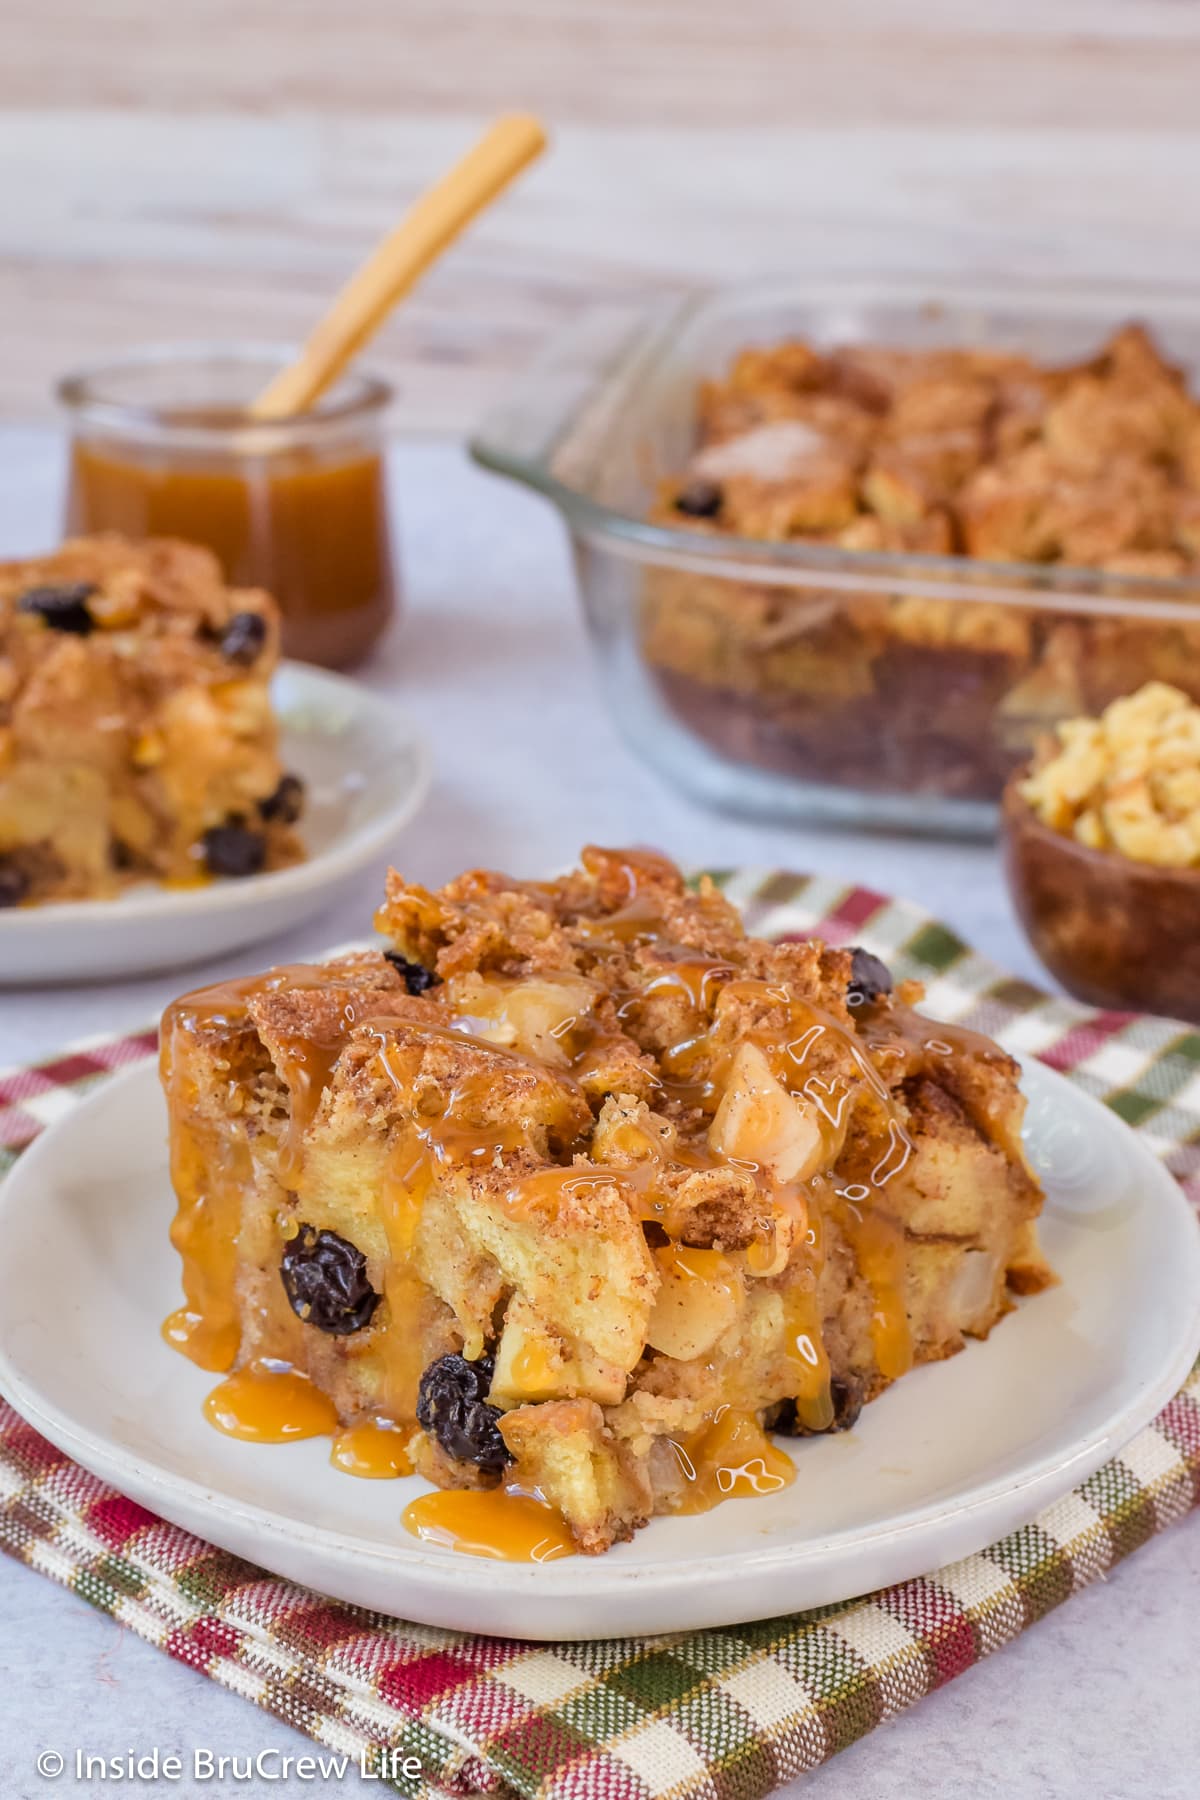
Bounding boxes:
[0,534,303,902]
[163,847,1053,1552]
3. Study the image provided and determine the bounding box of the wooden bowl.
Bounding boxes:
[1001,774,1200,1022]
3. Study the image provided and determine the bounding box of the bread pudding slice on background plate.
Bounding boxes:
[0,536,303,904]
[1,846,1198,1637]
[0,536,429,982]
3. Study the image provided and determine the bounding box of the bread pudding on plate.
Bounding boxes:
[161,848,1053,1558]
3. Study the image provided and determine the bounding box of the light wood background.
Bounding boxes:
[3,0,1200,429]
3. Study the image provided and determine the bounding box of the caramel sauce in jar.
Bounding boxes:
[60,351,397,669]
[402,1489,576,1562]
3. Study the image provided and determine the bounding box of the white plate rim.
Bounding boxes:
[0,660,432,931]
[1,1054,1197,1633]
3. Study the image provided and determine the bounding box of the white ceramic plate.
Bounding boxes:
[0,1057,1197,1641]
[0,662,430,984]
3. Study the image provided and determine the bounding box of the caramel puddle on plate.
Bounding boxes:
[403,1490,576,1563]
[162,1307,240,1375]
[330,1420,414,1479]
[203,1363,339,1442]
[662,1410,797,1514]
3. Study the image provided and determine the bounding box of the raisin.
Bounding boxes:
[383,950,439,995]
[417,1353,511,1473]
[770,1375,864,1436]
[674,478,723,519]
[259,773,305,824]
[219,610,268,665]
[202,819,267,878]
[846,946,893,1009]
[828,1376,864,1431]
[280,1224,381,1335]
[17,583,95,635]
[0,860,30,908]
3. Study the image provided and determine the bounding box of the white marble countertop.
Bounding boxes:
[1,431,1196,1799]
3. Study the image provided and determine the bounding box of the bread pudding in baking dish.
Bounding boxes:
[644,324,1200,805]
[161,848,1052,1555]
[0,535,304,905]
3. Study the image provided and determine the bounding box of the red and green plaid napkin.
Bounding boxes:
[2,871,1198,1800]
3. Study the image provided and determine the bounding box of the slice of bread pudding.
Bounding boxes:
[0,534,304,905]
[161,848,1052,1553]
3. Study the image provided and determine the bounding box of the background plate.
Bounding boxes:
[0,1056,1197,1640]
[0,661,430,984]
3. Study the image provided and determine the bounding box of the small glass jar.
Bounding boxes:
[59,342,398,669]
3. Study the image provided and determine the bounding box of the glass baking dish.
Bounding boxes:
[471,281,1200,836]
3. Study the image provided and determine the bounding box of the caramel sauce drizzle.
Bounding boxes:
[271,1007,364,1187]
[575,845,689,946]
[662,1406,796,1514]
[163,964,333,1036]
[641,955,736,1013]
[377,1125,435,1422]
[868,1004,1028,1167]
[780,1192,835,1431]
[160,965,364,1374]
[829,1183,913,1381]
[160,1113,248,1373]
[161,980,265,1373]
[773,992,918,1390]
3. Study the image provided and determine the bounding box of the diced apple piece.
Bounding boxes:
[644,1245,743,1361]
[447,974,596,1064]
[491,1294,627,1407]
[944,1247,1001,1334]
[708,1042,824,1181]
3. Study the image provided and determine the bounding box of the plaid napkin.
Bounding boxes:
[2,870,1198,1800]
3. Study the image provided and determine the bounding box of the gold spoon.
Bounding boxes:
[250,112,546,420]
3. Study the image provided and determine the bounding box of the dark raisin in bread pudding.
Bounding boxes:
[161,848,1053,1553]
[0,534,304,904]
